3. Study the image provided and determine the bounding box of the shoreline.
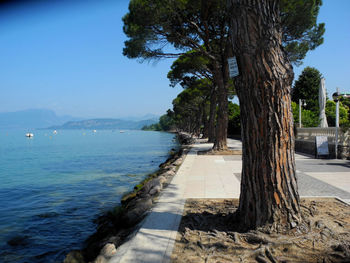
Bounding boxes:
[64,132,194,263]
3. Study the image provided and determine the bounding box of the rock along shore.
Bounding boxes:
[64,132,194,263]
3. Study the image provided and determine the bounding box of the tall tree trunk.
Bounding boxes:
[212,62,228,151]
[195,107,203,137]
[229,0,301,230]
[202,102,209,138]
[208,87,217,143]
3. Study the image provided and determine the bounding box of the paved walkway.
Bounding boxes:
[295,154,350,204]
[109,139,350,263]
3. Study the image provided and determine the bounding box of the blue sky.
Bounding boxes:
[0,0,349,118]
[293,0,350,98]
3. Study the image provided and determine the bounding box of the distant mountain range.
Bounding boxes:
[118,114,160,122]
[0,109,81,129]
[0,109,159,130]
[47,118,158,130]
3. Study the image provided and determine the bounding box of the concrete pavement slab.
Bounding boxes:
[305,172,350,194]
[108,139,350,263]
[108,139,242,263]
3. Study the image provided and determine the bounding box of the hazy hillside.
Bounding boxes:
[0,109,159,130]
[47,118,158,130]
[118,114,160,122]
[0,109,80,129]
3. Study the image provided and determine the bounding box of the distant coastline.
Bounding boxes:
[46,118,158,130]
[0,109,80,130]
[0,109,159,130]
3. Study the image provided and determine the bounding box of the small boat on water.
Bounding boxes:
[93,130,97,133]
[120,130,125,133]
[25,133,34,138]
[53,130,57,134]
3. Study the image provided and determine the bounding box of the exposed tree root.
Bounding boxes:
[197,149,242,155]
[171,198,350,263]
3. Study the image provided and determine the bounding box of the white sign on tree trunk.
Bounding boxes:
[228,56,239,78]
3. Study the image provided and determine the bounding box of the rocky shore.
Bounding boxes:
[64,132,194,263]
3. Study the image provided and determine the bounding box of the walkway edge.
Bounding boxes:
[108,146,194,263]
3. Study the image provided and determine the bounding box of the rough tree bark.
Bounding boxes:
[202,106,209,138]
[212,62,229,151]
[229,0,301,230]
[194,107,203,137]
[208,88,217,143]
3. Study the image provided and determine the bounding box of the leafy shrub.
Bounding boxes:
[291,101,319,127]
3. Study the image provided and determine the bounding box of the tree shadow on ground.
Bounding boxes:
[172,198,350,263]
[325,162,350,169]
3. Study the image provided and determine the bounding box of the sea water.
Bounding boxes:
[0,130,178,263]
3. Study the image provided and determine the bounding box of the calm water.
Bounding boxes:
[0,130,178,263]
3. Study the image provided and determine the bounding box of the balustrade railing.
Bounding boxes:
[296,127,350,146]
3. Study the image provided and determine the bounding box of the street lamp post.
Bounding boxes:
[332,89,340,159]
[331,90,350,159]
[298,99,306,128]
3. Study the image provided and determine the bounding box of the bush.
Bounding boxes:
[325,100,350,127]
[228,102,241,135]
[291,101,319,127]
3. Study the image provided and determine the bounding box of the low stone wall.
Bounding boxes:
[295,139,350,159]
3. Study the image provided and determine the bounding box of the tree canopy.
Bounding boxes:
[172,78,211,135]
[142,110,176,131]
[292,66,323,112]
[123,0,230,61]
[123,0,324,65]
[123,0,233,150]
[281,0,325,65]
[167,51,212,88]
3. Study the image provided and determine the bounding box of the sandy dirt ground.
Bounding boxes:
[171,198,350,263]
